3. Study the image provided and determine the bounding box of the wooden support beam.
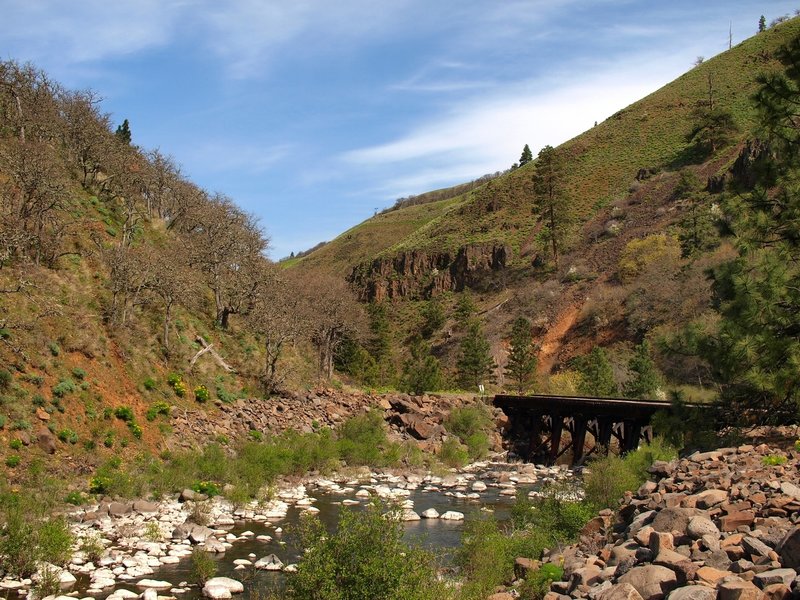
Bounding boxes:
[527,414,543,460]
[549,413,563,465]
[572,417,588,465]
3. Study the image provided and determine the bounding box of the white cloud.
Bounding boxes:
[181,140,293,175]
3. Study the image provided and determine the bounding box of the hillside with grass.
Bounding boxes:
[291,18,800,404]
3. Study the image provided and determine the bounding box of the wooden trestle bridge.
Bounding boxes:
[493,394,679,466]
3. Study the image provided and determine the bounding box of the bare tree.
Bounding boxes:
[145,240,195,353]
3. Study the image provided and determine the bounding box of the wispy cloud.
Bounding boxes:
[182,140,293,175]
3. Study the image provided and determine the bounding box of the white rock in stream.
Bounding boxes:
[439,511,465,521]
[254,554,284,571]
[204,577,243,594]
[342,499,360,506]
[135,579,173,590]
[355,489,370,498]
[421,508,440,519]
[471,481,487,492]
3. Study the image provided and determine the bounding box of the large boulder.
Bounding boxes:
[597,583,645,600]
[667,586,718,600]
[651,508,700,535]
[618,565,678,600]
[203,577,243,594]
[777,525,800,568]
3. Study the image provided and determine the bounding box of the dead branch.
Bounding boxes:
[188,335,235,373]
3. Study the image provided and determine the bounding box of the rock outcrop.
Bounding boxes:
[349,242,510,301]
[511,442,800,600]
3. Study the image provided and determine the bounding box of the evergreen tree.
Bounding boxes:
[575,347,618,397]
[624,341,662,399]
[505,317,538,393]
[400,336,443,395]
[420,298,445,339]
[759,15,767,32]
[367,302,394,385]
[454,292,477,327]
[456,320,496,390]
[689,75,737,156]
[115,118,131,144]
[696,36,800,422]
[533,145,572,268]
[519,144,533,166]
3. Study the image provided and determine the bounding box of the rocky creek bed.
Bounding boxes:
[494,442,800,600]
[0,460,577,600]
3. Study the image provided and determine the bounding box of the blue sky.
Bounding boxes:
[1,1,796,259]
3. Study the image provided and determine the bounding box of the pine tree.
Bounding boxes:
[457,320,496,390]
[759,15,767,32]
[400,336,443,395]
[532,145,572,268]
[454,292,477,327]
[115,118,132,144]
[624,341,662,399]
[367,302,393,384]
[505,317,537,393]
[420,298,445,339]
[519,144,533,166]
[575,347,617,397]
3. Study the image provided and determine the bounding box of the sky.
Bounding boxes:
[1,1,797,259]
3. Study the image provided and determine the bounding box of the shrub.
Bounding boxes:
[48,342,60,356]
[520,564,565,600]
[167,373,182,386]
[0,415,5,429]
[129,423,143,439]
[143,377,157,391]
[6,454,21,467]
[64,491,84,505]
[0,498,73,578]
[23,374,44,387]
[173,379,187,397]
[144,521,162,541]
[146,400,171,421]
[0,369,11,390]
[57,429,78,444]
[439,438,469,468]
[618,233,681,283]
[71,367,87,380]
[103,432,114,448]
[248,429,263,441]
[32,394,46,407]
[52,378,77,398]
[190,547,217,584]
[9,438,22,450]
[33,564,62,599]
[114,406,134,422]
[763,454,787,466]
[337,410,388,466]
[288,501,444,600]
[194,385,210,403]
[192,481,221,497]
[79,534,105,563]
[444,404,493,460]
[12,419,30,430]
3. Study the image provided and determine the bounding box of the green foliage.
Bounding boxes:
[71,367,87,380]
[115,118,132,144]
[114,406,134,422]
[64,491,84,505]
[168,373,187,397]
[0,415,5,429]
[190,547,217,585]
[48,342,60,356]
[337,410,389,466]
[519,143,533,167]
[0,369,11,391]
[334,334,380,387]
[79,534,104,563]
[146,400,171,421]
[129,422,143,439]
[194,384,210,403]
[192,481,221,496]
[759,15,767,32]
[52,377,77,398]
[624,341,662,399]
[444,404,493,460]
[439,438,469,468]
[454,292,477,326]
[618,233,682,283]
[9,438,22,450]
[367,302,393,382]
[762,454,787,466]
[575,347,618,397]
[288,501,445,600]
[419,298,446,338]
[5,455,21,467]
[533,144,573,267]
[583,439,677,508]
[57,428,78,444]
[456,319,496,390]
[520,564,565,600]
[506,317,538,394]
[652,393,718,451]
[33,564,62,600]
[678,200,720,257]
[143,377,157,391]
[399,336,443,395]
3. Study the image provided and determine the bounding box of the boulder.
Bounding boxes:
[618,565,678,600]
[421,508,440,519]
[202,584,232,599]
[776,526,800,568]
[38,428,57,454]
[203,577,243,594]
[758,583,791,600]
[753,569,795,589]
[716,579,760,600]
[666,586,718,600]
[741,537,771,559]
[687,516,720,540]
[597,583,645,600]
[652,508,700,535]
[439,511,465,521]
[133,500,159,514]
[254,554,283,571]
[135,579,173,590]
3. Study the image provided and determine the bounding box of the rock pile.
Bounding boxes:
[168,389,503,452]
[535,443,800,600]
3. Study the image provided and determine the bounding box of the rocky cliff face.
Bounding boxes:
[350,242,510,301]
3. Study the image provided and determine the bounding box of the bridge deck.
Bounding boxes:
[493,393,672,418]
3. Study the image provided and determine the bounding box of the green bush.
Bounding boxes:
[167,373,182,386]
[6,455,21,468]
[190,547,217,584]
[0,497,73,577]
[79,534,104,563]
[192,481,221,497]
[129,423,143,439]
[103,432,114,448]
[143,377,157,391]
[439,438,469,468]
[57,429,78,444]
[763,454,787,466]
[194,385,210,403]
[337,410,388,466]
[71,367,87,380]
[9,438,22,450]
[146,400,171,421]
[32,394,46,407]
[248,429,263,441]
[64,491,84,505]
[48,342,60,356]
[288,501,445,600]
[0,415,5,429]
[444,404,493,460]
[114,406,134,422]
[0,369,11,390]
[52,378,77,398]
[33,564,62,599]
[520,564,565,600]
